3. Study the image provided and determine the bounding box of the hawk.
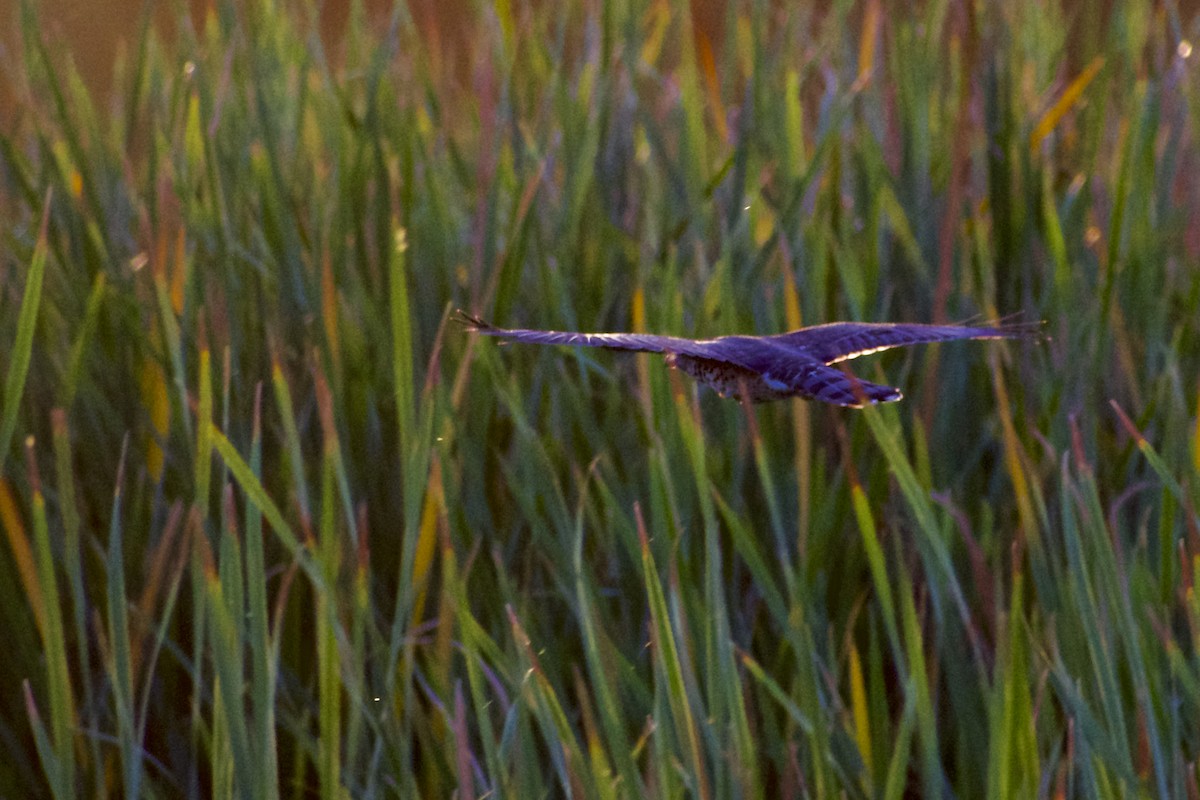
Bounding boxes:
[456,310,1038,408]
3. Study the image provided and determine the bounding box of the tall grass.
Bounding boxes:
[1,0,1198,796]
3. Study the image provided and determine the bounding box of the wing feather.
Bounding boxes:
[455,310,724,361]
[774,321,1040,364]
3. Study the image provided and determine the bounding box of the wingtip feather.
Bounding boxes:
[957,313,1049,341]
[453,309,495,332]
[989,318,1049,340]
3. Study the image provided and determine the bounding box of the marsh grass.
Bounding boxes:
[1,0,1199,796]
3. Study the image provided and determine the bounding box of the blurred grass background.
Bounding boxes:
[1,0,1199,796]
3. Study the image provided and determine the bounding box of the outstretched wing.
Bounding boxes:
[774,320,1041,365]
[454,310,722,361]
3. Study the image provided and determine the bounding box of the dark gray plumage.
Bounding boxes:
[456,310,1039,408]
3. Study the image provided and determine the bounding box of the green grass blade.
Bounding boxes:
[25,441,75,798]
[637,507,710,800]
[104,440,141,798]
[0,194,50,476]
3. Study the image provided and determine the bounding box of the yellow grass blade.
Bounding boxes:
[139,340,169,483]
[640,0,671,66]
[410,455,443,627]
[170,226,187,316]
[1030,57,1104,155]
[849,642,873,775]
[697,32,728,142]
[990,356,1038,548]
[0,477,44,635]
[854,0,882,91]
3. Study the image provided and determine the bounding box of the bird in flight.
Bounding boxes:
[456,310,1039,408]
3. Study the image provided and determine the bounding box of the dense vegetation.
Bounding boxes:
[1,0,1198,796]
